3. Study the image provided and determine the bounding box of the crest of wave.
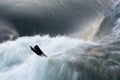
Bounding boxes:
[0,35,120,80]
[93,0,120,43]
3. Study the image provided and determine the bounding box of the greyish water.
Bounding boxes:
[0,0,120,80]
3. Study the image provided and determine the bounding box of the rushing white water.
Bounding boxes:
[0,35,97,80]
[0,35,120,80]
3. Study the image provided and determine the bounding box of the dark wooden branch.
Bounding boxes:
[30,45,47,57]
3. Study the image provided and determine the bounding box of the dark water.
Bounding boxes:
[0,0,115,42]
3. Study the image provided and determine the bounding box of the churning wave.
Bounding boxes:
[0,0,120,80]
[0,35,98,80]
[0,34,120,80]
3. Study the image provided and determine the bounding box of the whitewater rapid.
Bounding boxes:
[0,35,120,80]
[0,35,97,80]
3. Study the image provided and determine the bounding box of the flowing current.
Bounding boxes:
[0,0,120,80]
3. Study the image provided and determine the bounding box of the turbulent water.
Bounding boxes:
[0,35,119,80]
[0,0,120,80]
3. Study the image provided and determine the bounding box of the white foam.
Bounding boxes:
[0,35,98,80]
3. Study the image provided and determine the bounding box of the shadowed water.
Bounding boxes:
[0,0,116,42]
